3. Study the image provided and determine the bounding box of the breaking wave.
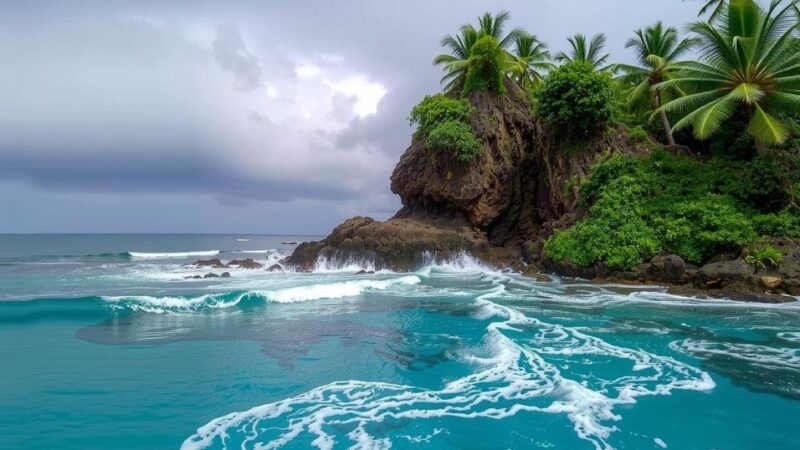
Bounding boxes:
[102,275,421,313]
[181,274,715,450]
[127,250,220,259]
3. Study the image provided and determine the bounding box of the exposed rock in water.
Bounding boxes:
[267,264,283,272]
[286,79,649,273]
[220,272,231,278]
[192,258,226,268]
[227,258,264,269]
[285,216,505,272]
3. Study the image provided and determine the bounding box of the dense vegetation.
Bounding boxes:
[413,1,800,270]
[545,150,800,269]
[535,61,616,136]
[409,94,481,162]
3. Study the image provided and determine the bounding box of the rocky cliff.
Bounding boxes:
[286,78,650,271]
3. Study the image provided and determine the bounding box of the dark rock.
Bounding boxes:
[644,254,686,282]
[355,270,376,275]
[184,275,202,279]
[227,258,264,269]
[220,272,231,278]
[697,259,754,288]
[533,274,553,283]
[203,273,220,278]
[267,264,283,272]
[282,241,299,245]
[193,258,226,268]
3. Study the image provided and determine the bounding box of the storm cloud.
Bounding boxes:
[0,0,702,233]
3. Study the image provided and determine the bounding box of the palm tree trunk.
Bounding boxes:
[654,94,676,146]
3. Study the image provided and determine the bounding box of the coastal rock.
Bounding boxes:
[226,258,264,269]
[644,254,686,283]
[759,276,783,289]
[355,270,376,275]
[267,264,283,272]
[193,258,226,268]
[220,272,231,278]
[285,216,504,272]
[697,259,754,288]
[203,272,220,278]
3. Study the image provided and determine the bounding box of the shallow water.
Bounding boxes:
[1,234,800,449]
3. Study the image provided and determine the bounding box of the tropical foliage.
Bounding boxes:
[554,34,613,71]
[546,151,800,269]
[434,11,520,92]
[409,94,482,162]
[657,0,800,152]
[507,33,553,86]
[616,22,698,145]
[463,36,507,95]
[535,61,616,136]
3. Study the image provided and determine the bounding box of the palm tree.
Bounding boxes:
[507,33,553,86]
[657,0,800,153]
[616,23,699,145]
[555,33,612,71]
[434,11,520,91]
[698,0,726,21]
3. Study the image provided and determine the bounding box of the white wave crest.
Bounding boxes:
[128,250,220,259]
[102,292,250,313]
[182,279,714,450]
[257,275,421,303]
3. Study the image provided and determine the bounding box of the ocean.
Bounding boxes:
[1,234,799,449]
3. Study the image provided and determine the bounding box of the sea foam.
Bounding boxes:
[127,250,220,259]
[182,273,715,450]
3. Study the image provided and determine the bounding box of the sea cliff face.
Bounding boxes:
[286,79,648,272]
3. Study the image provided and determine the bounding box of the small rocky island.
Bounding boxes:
[286,10,800,302]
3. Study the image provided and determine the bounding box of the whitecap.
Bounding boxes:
[127,250,220,259]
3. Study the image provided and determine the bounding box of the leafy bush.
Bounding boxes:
[426,121,482,162]
[409,94,473,137]
[535,61,616,136]
[463,36,506,96]
[744,244,784,269]
[545,150,800,269]
[408,94,482,163]
[627,126,650,144]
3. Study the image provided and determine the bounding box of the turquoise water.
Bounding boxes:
[1,235,800,449]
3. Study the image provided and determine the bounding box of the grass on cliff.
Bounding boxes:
[545,150,800,270]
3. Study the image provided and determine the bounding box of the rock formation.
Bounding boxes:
[286,79,649,271]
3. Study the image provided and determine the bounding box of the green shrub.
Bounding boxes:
[744,244,784,269]
[408,94,482,163]
[628,126,650,144]
[426,121,482,162]
[545,150,800,269]
[409,94,473,138]
[463,36,506,96]
[535,61,616,136]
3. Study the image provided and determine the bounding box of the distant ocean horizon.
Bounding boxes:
[2,233,800,449]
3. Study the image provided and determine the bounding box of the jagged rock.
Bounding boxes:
[759,276,783,289]
[193,258,226,268]
[267,264,283,272]
[227,258,264,269]
[220,272,231,278]
[285,217,500,272]
[644,254,686,282]
[697,259,754,288]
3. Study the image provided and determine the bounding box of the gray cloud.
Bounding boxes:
[212,23,262,91]
[0,0,703,232]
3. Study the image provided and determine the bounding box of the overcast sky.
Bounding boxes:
[0,0,703,234]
